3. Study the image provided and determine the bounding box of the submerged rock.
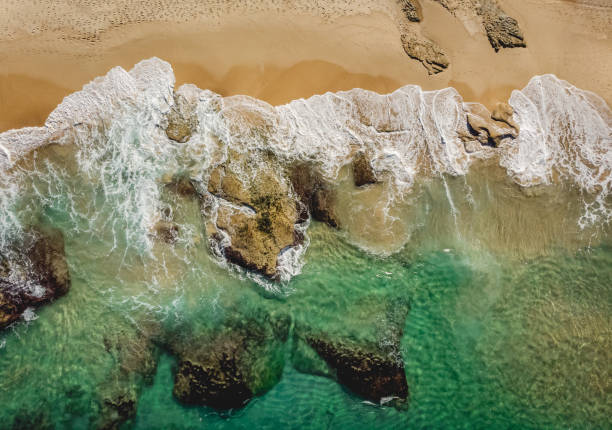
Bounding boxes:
[207,153,300,279]
[352,152,378,187]
[307,337,409,404]
[295,298,411,406]
[170,310,290,410]
[0,228,70,330]
[290,163,340,228]
[400,34,449,75]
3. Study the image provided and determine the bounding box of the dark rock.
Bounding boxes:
[352,152,378,187]
[0,227,70,330]
[399,0,422,22]
[307,337,409,404]
[173,339,253,410]
[99,393,137,430]
[170,310,290,410]
[290,163,340,228]
[400,34,449,75]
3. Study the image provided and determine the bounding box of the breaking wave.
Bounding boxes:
[0,58,610,280]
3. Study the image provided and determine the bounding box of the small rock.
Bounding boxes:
[152,221,179,244]
[352,152,378,187]
[400,34,449,75]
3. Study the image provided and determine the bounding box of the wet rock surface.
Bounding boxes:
[290,163,340,228]
[207,153,300,279]
[165,86,199,143]
[462,103,518,148]
[352,152,378,187]
[0,227,71,330]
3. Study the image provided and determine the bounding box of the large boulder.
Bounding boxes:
[207,154,301,279]
[0,227,70,330]
[165,86,200,143]
[462,103,518,148]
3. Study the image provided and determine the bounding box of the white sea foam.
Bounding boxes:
[0,58,610,282]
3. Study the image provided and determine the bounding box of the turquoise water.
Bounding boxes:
[0,138,611,429]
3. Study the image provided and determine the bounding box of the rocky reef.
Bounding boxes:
[169,309,290,410]
[0,228,70,330]
[206,152,302,279]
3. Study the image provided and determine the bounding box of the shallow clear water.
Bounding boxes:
[0,142,610,429]
[0,63,611,429]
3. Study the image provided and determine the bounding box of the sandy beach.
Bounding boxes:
[0,0,610,132]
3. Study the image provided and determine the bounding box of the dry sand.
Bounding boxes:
[0,0,610,132]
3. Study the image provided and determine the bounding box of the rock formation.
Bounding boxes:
[307,337,409,403]
[352,152,378,187]
[400,34,449,75]
[207,153,301,279]
[294,298,411,406]
[0,227,70,330]
[290,163,340,228]
[478,1,526,51]
[170,310,290,410]
[399,0,422,22]
[462,103,518,149]
[165,86,199,143]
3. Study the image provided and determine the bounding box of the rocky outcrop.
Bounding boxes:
[170,310,290,410]
[352,152,378,187]
[207,153,301,279]
[399,0,422,22]
[478,1,526,51]
[462,103,518,149]
[0,228,70,330]
[290,163,340,228]
[400,34,449,75]
[432,0,525,52]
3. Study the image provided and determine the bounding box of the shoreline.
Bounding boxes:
[1,0,611,133]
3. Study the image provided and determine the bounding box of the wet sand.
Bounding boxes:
[0,0,610,132]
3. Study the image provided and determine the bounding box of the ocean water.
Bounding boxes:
[0,59,611,429]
